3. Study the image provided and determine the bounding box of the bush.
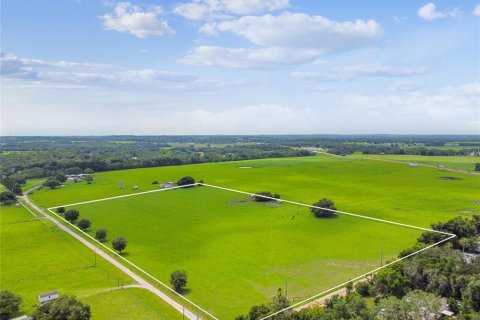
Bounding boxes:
[77,219,91,231]
[44,179,61,189]
[253,191,274,202]
[57,207,66,214]
[84,168,95,175]
[65,209,80,222]
[112,236,127,253]
[0,290,22,320]
[0,191,16,206]
[355,281,370,297]
[311,198,337,218]
[95,228,107,242]
[170,270,187,292]
[177,176,195,187]
[31,295,90,320]
[152,181,159,185]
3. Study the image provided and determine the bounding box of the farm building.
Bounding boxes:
[38,290,58,304]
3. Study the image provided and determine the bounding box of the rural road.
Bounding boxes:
[294,287,347,311]
[319,152,480,176]
[20,189,200,320]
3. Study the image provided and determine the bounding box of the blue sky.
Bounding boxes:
[1,0,479,135]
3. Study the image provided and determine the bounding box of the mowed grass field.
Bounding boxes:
[31,154,480,228]
[66,186,423,318]
[348,153,479,172]
[0,205,182,319]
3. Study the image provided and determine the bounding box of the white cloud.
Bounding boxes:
[341,82,480,118]
[100,2,175,38]
[201,13,382,52]
[173,0,289,21]
[473,4,480,16]
[417,3,447,20]
[1,53,199,90]
[183,13,383,68]
[290,64,429,81]
[179,46,319,68]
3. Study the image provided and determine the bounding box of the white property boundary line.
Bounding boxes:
[45,182,455,320]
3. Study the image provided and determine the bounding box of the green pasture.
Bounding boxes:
[0,205,179,318]
[84,288,183,320]
[349,153,479,172]
[67,186,424,318]
[30,155,479,227]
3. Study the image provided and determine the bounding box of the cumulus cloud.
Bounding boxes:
[474,4,480,16]
[179,46,319,68]
[201,13,382,52]
[173,0,289,21]
[417,2,450,21]
[182,13,382,68]
[100,2,175,38]
[290,64,429,81]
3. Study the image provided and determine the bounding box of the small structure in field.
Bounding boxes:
[39,290,58,304]
[133,186,139,190]
[11,315,32,320]
[408,163,418,167]
[161,182,176,189]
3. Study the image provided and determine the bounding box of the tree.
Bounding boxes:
[84,175,93,184]
[57,207,65,214]
[170,270,187,292]
[112,236,127,253]
[311,198,337,218]
[177,176,195,187]
[475,163,480,172]
[247,304,270,320]
[378,291,440,320]
[31,295,90,320]
[65,209,80,222]
[84,168,95,175]
[463,278,480,312]
[11,184,22,195]
[0,290,22,320]
[77,219,91,231]
[460,237,478,253]
[44,179,61,189]
[55,172,67,183]
[95,228,107,242]
[0,191,16,206]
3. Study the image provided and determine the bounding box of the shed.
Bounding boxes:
[39,290,58,304]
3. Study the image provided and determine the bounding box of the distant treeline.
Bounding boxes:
[0,137,313,191]
[1,135,478,193]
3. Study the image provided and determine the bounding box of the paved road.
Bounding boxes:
[20,191,199,320]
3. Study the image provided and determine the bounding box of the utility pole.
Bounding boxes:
[94,249,97,267]
[380,244,384,267]
[285,279,288,298]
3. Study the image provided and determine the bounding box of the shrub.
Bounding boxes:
[112,236,127,253]
[311,198,337,218]
[65,209,80,222]
[0,290,22,320]
[77,219,91,231]
[177,176,195,186]
[95,228,107,242]
[57,207,66,214]
[170,270,187,292]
